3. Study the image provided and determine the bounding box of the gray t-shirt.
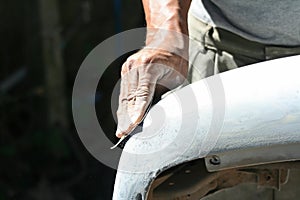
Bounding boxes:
[190,0,300,46]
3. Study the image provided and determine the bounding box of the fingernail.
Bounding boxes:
[115,128,123,138]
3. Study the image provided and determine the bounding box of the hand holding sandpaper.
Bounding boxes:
[114,0,191,142]
[115,48,188,139]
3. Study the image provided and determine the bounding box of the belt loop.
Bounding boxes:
[204,26,218,51]
[265,46,271,60]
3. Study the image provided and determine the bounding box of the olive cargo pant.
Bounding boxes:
[188,13,300,83]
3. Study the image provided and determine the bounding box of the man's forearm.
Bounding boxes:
[142,0,191,45]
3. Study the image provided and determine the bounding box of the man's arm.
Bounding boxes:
[115,0,191,138]
[143,0,190,37]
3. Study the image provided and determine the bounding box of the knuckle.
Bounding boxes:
[125,57,134,66]
[140,56,152,64]
[121,63,128,76]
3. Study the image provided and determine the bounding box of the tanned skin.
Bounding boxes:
[116,0,192,138]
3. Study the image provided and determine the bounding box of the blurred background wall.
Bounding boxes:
[0,0,144,199]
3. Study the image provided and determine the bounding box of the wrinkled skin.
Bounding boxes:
[116,0,191,138]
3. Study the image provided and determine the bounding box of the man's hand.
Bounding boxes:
[115,0,191,138]
[116,48,188,138]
